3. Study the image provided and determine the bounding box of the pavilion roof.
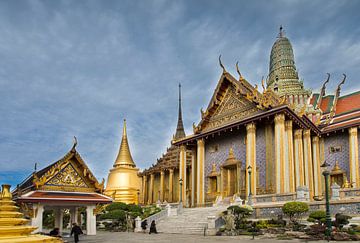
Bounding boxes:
[16,190,112,204]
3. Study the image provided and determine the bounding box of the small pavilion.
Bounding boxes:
[12,140,112,235]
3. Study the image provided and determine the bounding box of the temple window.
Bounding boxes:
[329,146,342,153]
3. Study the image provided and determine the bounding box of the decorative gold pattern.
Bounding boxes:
[46,163,88,188]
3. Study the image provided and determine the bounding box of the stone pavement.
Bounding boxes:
[61,231,345,243]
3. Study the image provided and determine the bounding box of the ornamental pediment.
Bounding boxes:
[193,71,285,134]
[46,162,89,188]
[203,85,260,131]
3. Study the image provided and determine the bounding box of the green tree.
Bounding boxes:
[282,202,309,224]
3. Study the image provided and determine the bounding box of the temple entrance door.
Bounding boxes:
[227,168,237,196]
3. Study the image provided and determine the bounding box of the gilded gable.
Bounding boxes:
[202,85,261,131]
[46,163,89,188]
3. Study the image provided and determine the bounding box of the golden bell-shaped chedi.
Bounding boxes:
[0,184,61,243]
[105,119,140,204]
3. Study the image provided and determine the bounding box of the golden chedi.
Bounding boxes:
[105,119,140,204]
[0,184,61,243]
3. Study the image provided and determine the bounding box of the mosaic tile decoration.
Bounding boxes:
[204,130,246,193]
[324,132,349,178]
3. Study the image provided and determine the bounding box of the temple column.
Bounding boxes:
[191,149,197,207]
[319,138,325,192]
[142,175,147,204]
[285,120,295,192]
[294,129,305,188]
[349,127,360,188]
[303,129,314,199]
[168,169,174,202]
[246,123,256,196]
[179,145,187,206]
[220,167,224,197]
[312,136,322,196]
[196,139,205,205]
[149,173,154,204]
[31,203,44,233]
[160,170,164,202]
[70,207,78,225]
[86,205,96,235]
[236,162,241,194]
[227,169,231,196]
[54,208,63,234]
[274,114,286,193]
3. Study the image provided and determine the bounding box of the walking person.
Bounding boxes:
[149,220,158,234]
[70,223,83,243]
[141,219,148,233]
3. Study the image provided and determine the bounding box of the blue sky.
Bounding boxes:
[1,0,360,187]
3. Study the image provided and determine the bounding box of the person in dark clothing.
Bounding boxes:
[49,228,60,237]
[149,220,157,234]
[70,223,83,243]
[141,219,148,233]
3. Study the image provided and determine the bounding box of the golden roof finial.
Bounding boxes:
[219,55,226,73]
[114,119,136,168]
[236,61,243,81]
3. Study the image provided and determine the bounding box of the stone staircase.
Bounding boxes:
[156,206,227,235]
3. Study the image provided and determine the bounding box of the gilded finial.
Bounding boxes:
[261,76,265,92]
[236,61,243,80]
[72,136,78,151]
[219,55,226,73]
[279,25,284,38]
[335,74,346,97]
[254,84,258,91]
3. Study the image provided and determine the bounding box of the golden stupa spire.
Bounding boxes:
[0,184,60,242]
[114,119,136,168]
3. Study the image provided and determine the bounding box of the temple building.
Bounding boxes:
[105,120,141,204]
[140,27,360,207]
[139,84,192,205]
[12,140,112,235]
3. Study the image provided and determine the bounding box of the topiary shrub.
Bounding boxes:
[307,211,326,225]
[282,202,309,224]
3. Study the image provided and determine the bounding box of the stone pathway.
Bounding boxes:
[61,231,349,243]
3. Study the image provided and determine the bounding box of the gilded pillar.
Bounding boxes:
[160,170,164,202]
[312,136,322,196]
[236,162,241,194]
[179,145,187,205]
[303,129,314,199]
[246,123,256,196]
[285,120,294,192]
[265,123,275,192]
[142,175,147,204]
[220,167,224,197]
[149,173,154,204]
[319,137,325,192]
[294,129,304,188]
[227,169,231,197]
[274,114,286,193]
[196,139,205,205]
[169,169,174,202]
[349,127,360,188]
[191,148,197,207]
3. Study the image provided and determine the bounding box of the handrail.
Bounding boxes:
[142,208,167,224]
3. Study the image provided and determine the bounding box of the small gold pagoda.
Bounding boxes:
[105,119,140,204]
[0,184,61,243]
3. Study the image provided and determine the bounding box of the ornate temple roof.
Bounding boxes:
[141,85,191,175]
[113,119,136,168]
[267,26,311,99]
[12,142,104,198]
[174,84,186,140]
[310,75,360,133]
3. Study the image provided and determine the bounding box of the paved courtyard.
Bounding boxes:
[61,231,341,243]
